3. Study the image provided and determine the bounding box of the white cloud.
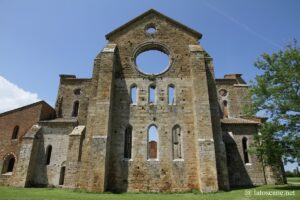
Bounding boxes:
[0,76,40,113]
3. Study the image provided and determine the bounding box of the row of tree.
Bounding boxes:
[285,168,300,177]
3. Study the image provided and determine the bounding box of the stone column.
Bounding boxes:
[189,45,218,192]
[0,160,5,185]
[64,125,85,188]
[13,125,41,187]
[79,44,117,192]
[205,55,230,190]
[0,160,3,173]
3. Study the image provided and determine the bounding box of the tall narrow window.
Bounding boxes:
[57,97,63,118]
[124,125,132,159]
[45,145,52,165]
[11,126,19,139]
[168,84,175,105]
[242,137,250,164]
[172,125,182,159]
[130,84,137,104]
[1,155,15,174]
[7,157,15,173]
[223,100,228,118]
[149,85,156,104]
[148,125,158,159]
[72,101,79,117]
[59,166,66,185]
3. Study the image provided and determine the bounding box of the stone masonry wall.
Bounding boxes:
[222,124,266,187]
[25,122,75,186]
[108,77,199,192]
[77,44,117,192]
[55,77,91,125]
[216,81,250,118]
[0,10,285,192]
[103,12,220,192]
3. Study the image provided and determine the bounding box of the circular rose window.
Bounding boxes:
[134,43,171,75]
[219,89,228,97]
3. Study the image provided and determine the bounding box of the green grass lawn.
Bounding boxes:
[287,177,300,184]
[0,184,299,200]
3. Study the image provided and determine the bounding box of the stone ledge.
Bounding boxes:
[102,44,117,52]
[23,125,41,139]
[69,125,85,136]
[189,44,203,52]
[198,138,214,142]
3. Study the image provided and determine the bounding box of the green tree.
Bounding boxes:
[248,41,300,166]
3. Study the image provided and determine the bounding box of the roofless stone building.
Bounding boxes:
[0,9,285,192]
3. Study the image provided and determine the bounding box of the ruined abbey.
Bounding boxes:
[0,9,285,192]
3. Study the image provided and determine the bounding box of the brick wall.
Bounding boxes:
[0,101,55,185]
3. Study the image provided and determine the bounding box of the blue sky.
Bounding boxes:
[0,0,299,170]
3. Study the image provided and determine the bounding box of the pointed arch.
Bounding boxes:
[149,84,156,104]
[168,84,175,105]
[130,84,137,104]
[172,125,182,159]
[148,124,158,159]
[124,125,132,159]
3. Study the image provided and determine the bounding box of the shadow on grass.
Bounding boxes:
[272,185,300,190]
[229,185,257,191]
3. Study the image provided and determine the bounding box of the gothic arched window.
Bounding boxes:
[242,137,250,164]
[11,126,19,139]
[72,101,79,117]
[149,85,156,104]
[148,125,158,159]
[130,84,137,104]
[168,84,175,105]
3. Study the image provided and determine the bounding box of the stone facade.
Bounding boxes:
[0,9,285,192]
